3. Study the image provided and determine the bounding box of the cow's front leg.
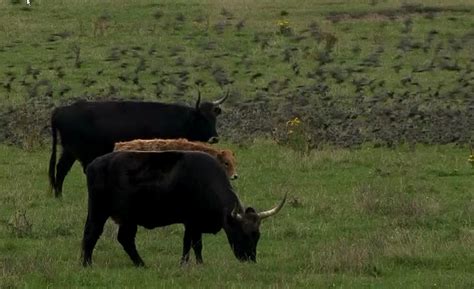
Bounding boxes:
[117,223,145,267]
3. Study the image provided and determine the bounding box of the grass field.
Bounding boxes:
[1,0,473,103]
[0,0,473,288]
[0,142,473,288]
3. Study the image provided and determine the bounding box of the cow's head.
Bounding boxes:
[224,193,287,262]
[190,90,228,143]
[216,150,238,180]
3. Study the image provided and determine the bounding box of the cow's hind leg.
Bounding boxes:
[117,223,145,267]
[55,150,76,198]
[81,213,107,267]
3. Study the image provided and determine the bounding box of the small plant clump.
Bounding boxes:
[277,19,292,36]
[468,146,474,168]
[7,210,33,238]
[285,117,309,154]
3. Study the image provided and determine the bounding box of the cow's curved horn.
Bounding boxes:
[212,90,229,105]
[195,90,201,110]
[257,192,287,219]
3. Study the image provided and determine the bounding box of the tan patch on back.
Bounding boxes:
[114,138,238,178]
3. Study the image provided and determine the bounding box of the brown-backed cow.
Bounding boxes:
[114,138,238,180]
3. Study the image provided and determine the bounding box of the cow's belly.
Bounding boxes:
[137,215,182,229]
[110,194,223,233]
[123,211,222,234]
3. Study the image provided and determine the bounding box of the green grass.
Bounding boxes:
[0,142,473,288]
[0,0,472,105]
[0,0,473,288]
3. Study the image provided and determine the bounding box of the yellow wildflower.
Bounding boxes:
[277,19,289,27]
[287,117,301,127]
[468,154,474,167]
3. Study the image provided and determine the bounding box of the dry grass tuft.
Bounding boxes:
[311,238,383,276]
[354,183,441,225]
[7,210,33,238]
[456,227,474,247]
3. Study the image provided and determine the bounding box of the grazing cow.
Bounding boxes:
[82,151,286,267]
[49,92,227,198]
[114,138,238,180]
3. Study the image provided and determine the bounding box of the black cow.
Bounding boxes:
[49,92,227,198]
[82,150,286,267]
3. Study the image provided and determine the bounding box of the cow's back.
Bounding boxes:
[54,101,191,143]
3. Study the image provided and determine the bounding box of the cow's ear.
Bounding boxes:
[213,106,222,115]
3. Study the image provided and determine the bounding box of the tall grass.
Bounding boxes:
[0,142,472,288]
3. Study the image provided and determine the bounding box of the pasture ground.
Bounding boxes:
[0,142,473,288]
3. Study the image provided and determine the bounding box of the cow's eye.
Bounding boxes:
[224,162,229,167]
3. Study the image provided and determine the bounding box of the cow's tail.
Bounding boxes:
[48,115,57,195]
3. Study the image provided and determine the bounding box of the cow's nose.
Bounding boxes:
[208,137,219,144]
[231,174,238,180]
